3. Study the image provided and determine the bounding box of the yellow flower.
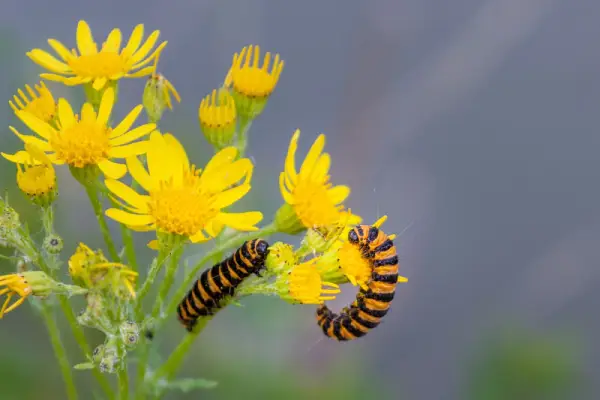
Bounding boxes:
[275,129,358,234]
[15,144,57,206]
[0,274,32,318]
[69,243,138,298]
[27,20,167,91]
[275,259,340,304]
[264,242,297,274]
[2,88,155,179]
[225,45,284,119]
[199,89,237,149]
[105,131,263,243]
[9,81,56,123]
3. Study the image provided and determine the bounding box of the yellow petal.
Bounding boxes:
[202,159,253,192]
[39,73,85,86]
[26,49,71,73]
[327,185,350,204]
[126,156,153,192]
[105,208,154,226]
[146,132,172,182]
[102,28,122,52]
[213,184,251,209]
[190,230,211,243]
[80,103,97,123]
[217,211,263,231]
[147,239,159,250]
[202,147,238,177]
[128,225,155,232]
[2,151,33,164]
[9,127,52,151]
[47,39,74,62]
[122,24,144,57]
[110,124,155,147]
[300,134,325,176]
[129,30,160,64]
[111,105,144,138]
[97,88,114,126]
[76,20,97,56]
[57,98,76,128]
[25,143,52,165]
[98,160,127,179]
[105,179,149,212]
[279,173,296,205]
[311,153,331,182]
[125,66,154,78]
[14,111,54,140]
[284,129,300,184]
[162,133,189,174]
[92,77,108,91]
[109,141,149,158]
[131,41,168,69]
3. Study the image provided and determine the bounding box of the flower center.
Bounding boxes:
[68,52,127,78]
[232,68,276,98]
[338,241,372,286]
[292,180,342,228]
[17,165,56,196]
[50,121,111,167]
[148,172,220,237]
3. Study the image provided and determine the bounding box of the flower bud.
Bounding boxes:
[119,321,140,348]
[43,234,63,254]
[199,89,237,150]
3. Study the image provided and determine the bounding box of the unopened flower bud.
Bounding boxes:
[120,321,140,348]
[43,234,63,254]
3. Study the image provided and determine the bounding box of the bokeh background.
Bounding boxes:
[1,0,598,399]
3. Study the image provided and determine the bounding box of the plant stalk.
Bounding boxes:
[84,184,120,262]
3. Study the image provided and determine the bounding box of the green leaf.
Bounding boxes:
[163,377,218,392]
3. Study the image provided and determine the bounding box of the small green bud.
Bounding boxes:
[119,321,140,348]
[143,73,181,123]
[265,242,296,274]
[43,234,63,254]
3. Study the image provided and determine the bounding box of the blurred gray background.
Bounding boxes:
[0,0,599,399]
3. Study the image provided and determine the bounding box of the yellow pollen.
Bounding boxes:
[68,52,127,78]
[293,180,343,228]
[338,241,371,288]
[50,121,110,167]
[148,172,219,237]
[17,163,55,196]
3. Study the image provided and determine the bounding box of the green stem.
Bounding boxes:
[164,223,277,325]
[151,246,184,319]
[152,317,213,394]
[118,352,129,400]
[84,184,120,262]
[121,224,138,271]
[134,249,170,319]
[40,301,78,400]
[58,296,115,399]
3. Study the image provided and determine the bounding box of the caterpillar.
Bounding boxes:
[316,225,399,341]
[177,239,269,331]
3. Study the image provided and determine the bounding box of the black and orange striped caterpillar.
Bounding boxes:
[316,224,399,341]
[177,239,270,331]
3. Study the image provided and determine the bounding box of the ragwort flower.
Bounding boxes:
[275,129,359,234]
[199,88,237,149]
[105,131,263,243]
[0,274,32,318]
[275,259,340,304]
[9,81,56,124]
[225,44,284,119]
[2,88,155,179]
[15,144,57,206]
[27,20,167,91]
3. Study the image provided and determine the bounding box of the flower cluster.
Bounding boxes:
[0,19,406,399]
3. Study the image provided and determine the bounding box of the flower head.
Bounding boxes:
[105,132,263,243]
[275,129,358,234]
[225,45,284,119]
[2,88,155,179]
[27,20,167,91]
[14,144,57,206]
[143,48,181,123]
[265,242,297,274]
[199,89,237,149]
[275,259,340,304]
[9,82,56,124]
[68,243,137,298]
[0,274,32,318]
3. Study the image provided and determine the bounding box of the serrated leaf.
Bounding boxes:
[163,378,218,392]
[74,362,95,370]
